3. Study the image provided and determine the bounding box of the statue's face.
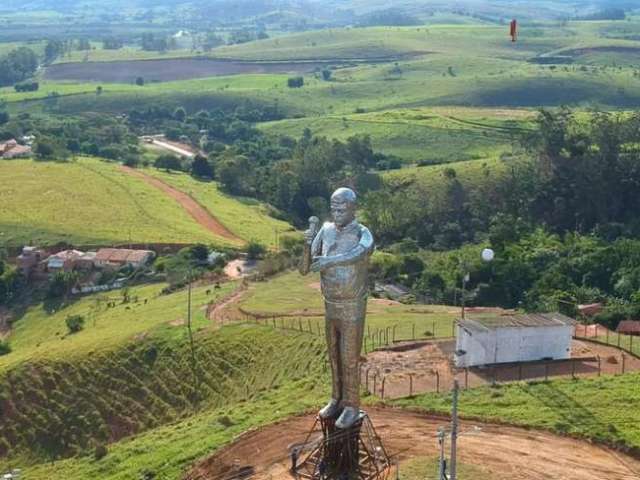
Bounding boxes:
[331,200,355,227]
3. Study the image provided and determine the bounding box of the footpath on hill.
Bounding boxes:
[120,166,241,243]
[186,406,640,480]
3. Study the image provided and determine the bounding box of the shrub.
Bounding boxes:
[94,443,108,460]
[0,340,11,356]
[287,76,304,88]
[66,315,85,334]
[246,240,266,260]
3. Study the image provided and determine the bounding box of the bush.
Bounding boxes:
[287,76,304,88]
[246,240,266,260]
[0,340,11,356]
[14,81,39,92]
[94,443,108,460]
[65,314,85,334]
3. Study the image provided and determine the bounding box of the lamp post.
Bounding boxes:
[460,248,494,320]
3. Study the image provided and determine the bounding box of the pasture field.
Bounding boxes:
[260,107,532,163]
[0,158,289,248]
[0,157,215,247]
[239,270,459,340]
[0,281,237,372]
[141,168,294,249]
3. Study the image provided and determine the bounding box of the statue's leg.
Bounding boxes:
[320,304,341,419]
[335,299,366,429]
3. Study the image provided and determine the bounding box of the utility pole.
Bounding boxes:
[437,427,446,480]
[450,380,459,480]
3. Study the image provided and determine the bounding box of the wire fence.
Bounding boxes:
[573,323,640,358]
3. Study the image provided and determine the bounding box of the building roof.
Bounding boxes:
[458,313,576,333]
[617,320,640,334]
[3,144,32,158]
[95,248,154,264]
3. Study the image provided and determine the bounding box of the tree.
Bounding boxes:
[246,240,266,260]
[191,155,214,178]
[0,340,10,356]
[173,107,187,122]
[65,314,85,334]
[45,40,64,63]
[47,271,79,298]
[287,77,304,88]
[34,139,56,159]
[96,85,103,95]
[0,110,8,125]
[14,81,39,92]
[154,154,182,171]
[135,77,145,86]
[0,47,38,87]
[322,69,332,81]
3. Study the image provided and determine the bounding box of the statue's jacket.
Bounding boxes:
[312,220,374,304]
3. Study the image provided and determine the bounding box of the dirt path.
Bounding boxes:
[120,166,241,243]
[207,285,249,325]
[185,407,640,480]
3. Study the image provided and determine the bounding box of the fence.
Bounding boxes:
[573,323,640,358]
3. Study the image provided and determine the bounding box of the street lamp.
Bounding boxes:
[460,248,494,319]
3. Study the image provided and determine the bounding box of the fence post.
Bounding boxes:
[409,373,414,397]
[622,354,626,374]
[373,374,378,396]
[451,322,455,338]
[436,371,440,393]
[272,316,276,328]
[381,377,386,400]
[365,368,371,393]
[299,318,303,331]
[595,324,599,339]
[618,331,621,348]
[464,368,469,389]
[631,335,634,353]
[433,320,436,338]
[392,326,397,343]
[597,355,601,377]
[606,327,609,345]
[307,319,312,333]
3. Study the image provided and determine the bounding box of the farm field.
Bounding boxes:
[0,158,289,248]
[44,58,338,83]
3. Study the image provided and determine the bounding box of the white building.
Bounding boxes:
[455,313,575,368]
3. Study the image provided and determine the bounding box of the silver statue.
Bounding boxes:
[300,187,374,429]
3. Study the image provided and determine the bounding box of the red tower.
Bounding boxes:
[510,19,518,42]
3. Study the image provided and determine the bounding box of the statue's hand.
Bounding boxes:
[311,256,333,272]
[304,228,315,245]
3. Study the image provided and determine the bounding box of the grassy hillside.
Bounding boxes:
[260,107,532,164]
[0,281,236,372]
[142,168,294,249]
[0,157,218,247]
[0,158,290,248]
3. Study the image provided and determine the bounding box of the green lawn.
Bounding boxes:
[142,168,294,249]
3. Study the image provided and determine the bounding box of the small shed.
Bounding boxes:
[455,313,575,368]
[617,320,640,336]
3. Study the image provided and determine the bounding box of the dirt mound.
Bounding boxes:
[185,407,640,480]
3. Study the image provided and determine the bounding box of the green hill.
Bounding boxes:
[0,158,291,248]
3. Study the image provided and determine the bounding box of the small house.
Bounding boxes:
[455,313,575,368]
[17,246,45,277]
[94,248,155,269]
[616,320,640,336]
[46,250,86,273]
[0,139,32,159]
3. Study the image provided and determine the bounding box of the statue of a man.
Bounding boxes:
[300,187,374,429]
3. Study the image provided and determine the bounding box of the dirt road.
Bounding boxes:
[120,166,241,243]
[185,407,640,480]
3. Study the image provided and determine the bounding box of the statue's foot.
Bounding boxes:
[335,406,360,429]
[319,398,340,419]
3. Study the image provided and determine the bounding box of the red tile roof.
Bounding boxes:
[617,320,640,334]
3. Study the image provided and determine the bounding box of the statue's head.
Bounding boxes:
[330,187,357,227]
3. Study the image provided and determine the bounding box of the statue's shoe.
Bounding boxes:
[319,398,340,419]
[335,406,360,429]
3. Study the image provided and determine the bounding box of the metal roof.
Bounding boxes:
[458,313,576,332]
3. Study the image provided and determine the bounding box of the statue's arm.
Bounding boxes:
[318,227,374,268]
[300,227,323,275]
